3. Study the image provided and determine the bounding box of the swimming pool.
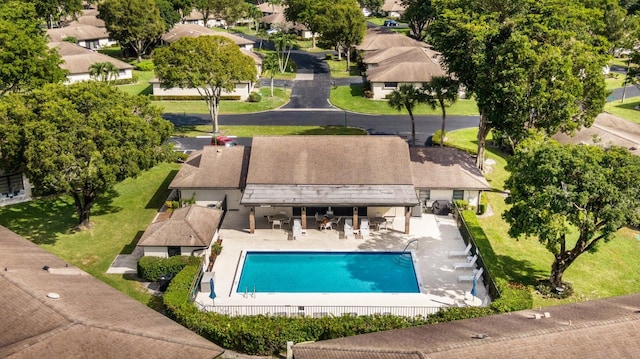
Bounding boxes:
[235,251,420,293]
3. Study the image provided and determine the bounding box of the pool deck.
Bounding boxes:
[194,209,489,313]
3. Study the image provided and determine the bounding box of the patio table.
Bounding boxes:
[368,217,386,231]
[269,214,288,222]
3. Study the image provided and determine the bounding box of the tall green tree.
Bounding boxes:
[156,0,182,30]
[357,0,383,14]
[32,0,83,29]
[422,76,459,146]
[0,1,67,96]
[262,53,279,97]
[154,36,257,133]
[89,62,120,83]
[271,32,296,73]
[0,82,173,228]
[401,0,435,41]
[429,0,608,169]
[170,0,195,22]
[284,0,322,48]
[388,84,427,146]
[98,0,165,62]
[504,135,640,289]
[317,0,366,71]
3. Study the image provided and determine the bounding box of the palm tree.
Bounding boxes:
[423,76,459,146]
[271,32,296,73]
[263,53,279,97]
[89,62,120,83]
[388,84,427,146]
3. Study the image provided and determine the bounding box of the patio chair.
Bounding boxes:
[344,221,354,239]
[448,243,472,257]
[380,216,394,231]
[360,219,370,238]
[272,219,282,230]
[282,216,292,227]
[330,216,342,229]
[315,213,324,224]
[453,255,478,270]
[459,267,483,282]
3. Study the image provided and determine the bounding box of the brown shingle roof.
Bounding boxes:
[169,146,249,189]
[48,42,133,75]
[246,136,414,185]
[366,60,445,83]
[357,28,427,51]
[0,225,223,358]
[47,24,109,42]
[364,46,440,66]
[410,147,490,190]
[382,0,406,12]
[66,9,105,28]
[257,3,285,14]
[293,293,640,358]
[161,23,254,46]
[138,205,222,247]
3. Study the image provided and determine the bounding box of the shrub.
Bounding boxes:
[110,75,138,85]
[212,242,223,255]
[454,199,469,210]
[491,280,534,312]
[363,90,374,98]
[432,130,446,145]
[137,255,200,282]
[325,53,333,60]
[247,92,262,102]
[150,95,241,101]
[477,194,488,215]
[134,60,154,71]
[62,36,78,44]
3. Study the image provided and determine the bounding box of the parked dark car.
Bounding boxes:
[211,135,238,147]
[383,20,399,27]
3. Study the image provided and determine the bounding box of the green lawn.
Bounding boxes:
[156,87,290,114]
[326,59,361,78]
[605,73,626,91]
[610,57,629,69]
[446,127,640,307]
[606,95,640,124]
[0,162,180,307]
[117,70,155,96]
[330,84,480,116]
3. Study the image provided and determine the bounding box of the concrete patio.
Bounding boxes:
[194,208,489,315]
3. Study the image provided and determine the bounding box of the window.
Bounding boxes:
[383,82,398,89]
[453,190,464,200]
[167,246,181,257]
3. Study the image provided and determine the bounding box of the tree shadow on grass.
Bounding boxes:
[0,196,77,245]
[495,254,548,287]
[121,230,144,255]
[145,169,179,209]
[91,188,122,217]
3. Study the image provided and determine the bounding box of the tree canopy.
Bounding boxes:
[429,0,608,169]
[423,76,459,146]
[153,36,257,134]
[32,0,84,29]
[0,82,173,228]
[388,84,427,146]
[316,0,366,70]
[284,0,323,48]
[401,0,435,41]
[98,0,165,62]
[0,1,67,96]
[156,0,182,30]
[503,135,640,289]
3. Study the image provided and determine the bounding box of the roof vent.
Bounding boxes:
[47,292,60,300]
[472,333,489,339]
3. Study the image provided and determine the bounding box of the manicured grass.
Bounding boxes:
[610,57,629,69]
[117,70,155,96]
[157,87,290,114]
[173,125,368,137]
[330,84,480,116]
[447,127,640,307]
[326,59,361,78]
[606,95,640,124]
[605,73,626,91]
[0,162,181,306]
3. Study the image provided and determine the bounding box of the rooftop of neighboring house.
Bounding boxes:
[0,225,224,358]
[48,42,133,75]
[161,23,254,46]
[47,23,109,42]
[138,205,223,247]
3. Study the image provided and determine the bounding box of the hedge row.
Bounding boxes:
[164,263,500,356]
[150,95,242,101]
[460,210,533,312]
[137,255,200,282]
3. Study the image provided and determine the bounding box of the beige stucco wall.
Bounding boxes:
[66,68,133,84]
[370,82,421,100]
[152,82,254,101]
[179,189,242,210]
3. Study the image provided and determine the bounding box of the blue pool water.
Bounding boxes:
[236,251,419,293]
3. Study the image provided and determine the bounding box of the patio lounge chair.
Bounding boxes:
[459,267,483,282]
[330,216,342,229]
[448,243,472,257]
[344,221,354,239]
[453,255,477,270]
[360,219,370,238]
